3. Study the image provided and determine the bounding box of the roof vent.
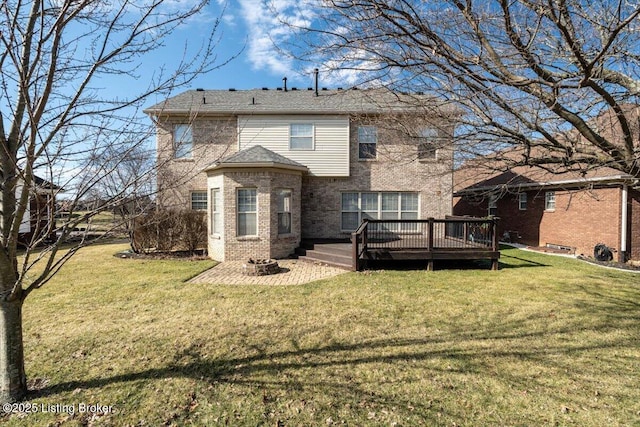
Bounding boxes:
[337,87,343,91]
[276,87,282,91]
[229,88,236,91]
[322,87,328,91]
[196,88,204,91]
[292,87,298,91]
[262,87,269,90]
[416,91,424,95]
[307,87,313,91]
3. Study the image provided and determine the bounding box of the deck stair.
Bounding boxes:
[295,242,352,270]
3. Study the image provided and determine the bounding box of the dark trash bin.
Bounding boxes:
[594,243,613,262]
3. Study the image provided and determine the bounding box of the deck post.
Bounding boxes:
[351,219,369,272]
[351,231,358,271]
[427,218,435,271]
[427,217,434,252]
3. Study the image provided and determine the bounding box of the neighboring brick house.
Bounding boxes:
[453,165,639,262]
[145,87,457,261]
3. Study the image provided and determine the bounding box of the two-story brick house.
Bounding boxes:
[145,87,457,261]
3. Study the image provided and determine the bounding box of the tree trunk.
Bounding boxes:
[0,299,27,403]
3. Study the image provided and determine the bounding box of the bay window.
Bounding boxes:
[210,188,222,235]
[237,188,257,236]
[277,189,292,234]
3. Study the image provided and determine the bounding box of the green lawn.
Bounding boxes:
[4,243,639,426]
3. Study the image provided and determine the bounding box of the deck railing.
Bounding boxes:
[351,217,499,271]
[351,220,369,271]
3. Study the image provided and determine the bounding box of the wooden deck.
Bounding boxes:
[351,217,500,271]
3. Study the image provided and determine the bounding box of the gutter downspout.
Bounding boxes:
[621,184,628,262]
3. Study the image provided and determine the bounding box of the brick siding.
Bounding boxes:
[159,114,454,260]
[454,186,633,261]
[156,117,237,209]
[301,116,453,238]
[215,170,302,261]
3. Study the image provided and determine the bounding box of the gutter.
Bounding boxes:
[621,183,628,261]
[203,161,309,174]
[455,174,635,197]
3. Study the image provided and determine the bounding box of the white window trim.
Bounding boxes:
[210,188,222,236]
[340,192,419,232]
[277,188,292,235]
[545,191,556,211]
[518,193,527,211]
[358,126,378,160]
[174,124,193,159]
[289,123,315,150]
[418,128,438,160]
[190,191,207,211]
[237,188,258,237]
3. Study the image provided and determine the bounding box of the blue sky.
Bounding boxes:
[145,0,329,94]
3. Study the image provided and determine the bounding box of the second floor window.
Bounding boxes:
[174,124,193,159]
[358,126,377,159]
[290,123,314,150]
[418,128,438,160]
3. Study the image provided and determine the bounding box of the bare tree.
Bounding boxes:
[80,142,156,248]
[0,0,232,402]
[279,0,640,178]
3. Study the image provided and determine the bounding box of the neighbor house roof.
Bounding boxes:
[144,88,456,116]
[204,145,308,173]
[454,164,635,196]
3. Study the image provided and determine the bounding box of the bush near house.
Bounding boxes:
[132,209,207,254]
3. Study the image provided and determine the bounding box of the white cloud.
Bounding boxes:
[228,0,378,88]
[235,0,316,79]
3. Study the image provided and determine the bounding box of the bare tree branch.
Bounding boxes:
[278,0,640,179]
[0,0,235,402]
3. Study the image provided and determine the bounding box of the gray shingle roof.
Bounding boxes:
[454,166,633,196]
[204,145,308,173]
[145,88,449,116]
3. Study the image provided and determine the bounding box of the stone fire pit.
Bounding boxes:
[242,259,281,276]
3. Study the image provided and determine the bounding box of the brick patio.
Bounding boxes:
[188,259,348,286]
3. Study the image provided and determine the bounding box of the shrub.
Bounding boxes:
[180,210,208,254]
[132,209,207,254]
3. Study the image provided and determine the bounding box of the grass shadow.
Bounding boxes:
[497,253,550,269]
